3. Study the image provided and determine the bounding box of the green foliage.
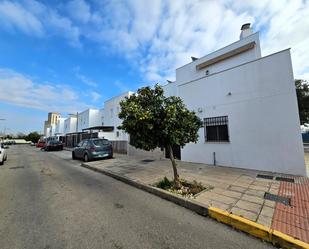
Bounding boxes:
[295,79,309,124]
[25,132,41,143]
[118,85,203,151]
[155,177,173,190]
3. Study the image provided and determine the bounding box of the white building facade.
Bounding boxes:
[102,91,134,141]
[55,118,66,135]
[163,24,306,176]
[77,109,101,132]
[64,116,77,134]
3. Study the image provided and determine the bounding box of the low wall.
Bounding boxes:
[127,144,165,160]
[111,140,127,154]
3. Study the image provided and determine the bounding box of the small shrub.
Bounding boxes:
[155,177,173,190]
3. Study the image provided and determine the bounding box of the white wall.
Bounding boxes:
[176,49,305,176]
[55,118,65,134]
[45,127,51,137]
[64,116,77,134]
[99,108,104,126]
[77,109,101,132]
[175,32,261,86]
[103,91,134,141]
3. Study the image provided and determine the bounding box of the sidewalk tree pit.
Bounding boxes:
[118,84,203,189]
[154,177,213,198]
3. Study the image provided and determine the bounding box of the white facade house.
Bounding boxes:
[64,116,77,134]
[55,118,66,135]
[102,91,134,141]
[163,24,306,176]
[77,109,101,132]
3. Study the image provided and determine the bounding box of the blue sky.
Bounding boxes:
[0,0,308,134]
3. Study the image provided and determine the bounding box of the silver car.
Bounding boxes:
[0,143,8,165]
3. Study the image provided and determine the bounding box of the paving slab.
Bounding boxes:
[228,185,247,193]
[260,206,275,218]
[257,215,272,228]
[240,194,265,205]
[230,207,258,221]
[196,191,238,206]
[244,189,265,198]
[235,200,262,213]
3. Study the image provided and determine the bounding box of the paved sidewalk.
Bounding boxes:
[86,153,309,244]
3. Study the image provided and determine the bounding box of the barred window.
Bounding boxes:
[204,116,229,142]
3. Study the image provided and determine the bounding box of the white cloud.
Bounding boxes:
[0,1,44,36]
[90,91,101,102]
[114,80,129,92]
[0,68,90,113]
[0,0,81,47]
[66,0,91,23]
[74,67,98,87]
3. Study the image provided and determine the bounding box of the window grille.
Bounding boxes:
[204,116,229,142]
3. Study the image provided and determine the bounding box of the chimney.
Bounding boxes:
[240,23,253,39]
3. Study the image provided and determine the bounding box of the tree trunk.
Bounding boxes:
[168,144,181,189]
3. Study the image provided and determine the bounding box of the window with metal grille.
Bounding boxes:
[204,116,229,142]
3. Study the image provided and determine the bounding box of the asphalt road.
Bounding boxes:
[0,145,274,249]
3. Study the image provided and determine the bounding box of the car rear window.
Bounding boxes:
[92,139,110,146]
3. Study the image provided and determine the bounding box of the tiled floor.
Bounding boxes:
[272,177,309,243]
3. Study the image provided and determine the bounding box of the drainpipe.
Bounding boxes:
[213,152,216,166]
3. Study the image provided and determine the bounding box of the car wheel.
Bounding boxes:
[84,153,89,162]
[72,152,76,160]
[0,159,3,165]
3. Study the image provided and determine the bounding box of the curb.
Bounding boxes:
[81,162,309,249]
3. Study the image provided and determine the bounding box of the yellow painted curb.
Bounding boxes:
[208,207,309,249]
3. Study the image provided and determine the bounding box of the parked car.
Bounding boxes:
[72,138,113,162]
[44,140,64,151]
[36,140,46,148]
[0,143,8,165]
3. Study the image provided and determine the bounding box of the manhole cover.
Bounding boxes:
[256,174,273,180]
[141,159,155,163]
[275,177,294,183]
[264,192,290,205]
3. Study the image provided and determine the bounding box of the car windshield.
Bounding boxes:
[92,139,110,146]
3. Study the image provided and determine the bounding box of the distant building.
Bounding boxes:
[64,115,77,134]
[77,109,101,132]
[55,118,66,135]
[44,112,60,136]
[102,92,133,141]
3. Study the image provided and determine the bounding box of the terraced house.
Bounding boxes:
[162,24,306,176]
